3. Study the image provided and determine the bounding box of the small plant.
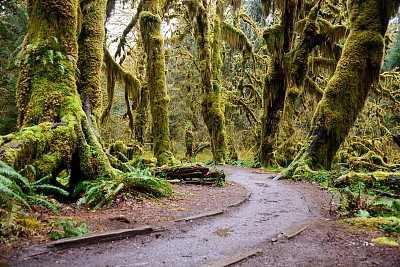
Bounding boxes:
[76,163,173,209]
[50,219,89,240]
[230,160,250,168]
[378,217,400,234]
[0,160,68,237]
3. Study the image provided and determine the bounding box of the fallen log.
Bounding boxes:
[370,189,400,198]
[152,164,225,186]
[334,172,400,190]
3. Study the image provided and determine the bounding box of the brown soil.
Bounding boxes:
[239,180,400,267]
[0,181,246,264]
[1,169,400,266]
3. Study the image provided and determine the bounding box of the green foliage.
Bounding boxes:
[230,160,251,167]
[77,162,173,209]
[327,178,400,234]
[0,160,68,236]
[50,219,89,240]
[378,217,400,234]
[0,1,27,134]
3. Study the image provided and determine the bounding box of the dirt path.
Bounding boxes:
[11,166,400,266]
[13,166,315,266]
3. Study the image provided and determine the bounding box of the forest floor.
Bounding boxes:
[2,166,400,266]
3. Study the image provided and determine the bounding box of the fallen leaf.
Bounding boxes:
[172,208,188,211]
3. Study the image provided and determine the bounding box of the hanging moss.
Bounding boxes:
[190,0,228,163]
[134,85,149,144]
[220,22,253,57]
[258,0,305,167]
[185,128,195,159]
[262,24,284,54]
[101,46,141,130]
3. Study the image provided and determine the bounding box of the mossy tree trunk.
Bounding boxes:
[258,0,325,167]
[276,0,399,179]
[0,0,115,192]
[134,85,149,145]
[258,0,300,167]
[139,0,175,166]
[194,0,227,164]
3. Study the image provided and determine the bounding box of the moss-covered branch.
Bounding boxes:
[114,0,145,58]
[101,45,141,132]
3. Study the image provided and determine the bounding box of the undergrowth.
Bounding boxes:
[305,169,400,235]
[0,160,68,238]
[75,163,172,209]
[50,219,89,240]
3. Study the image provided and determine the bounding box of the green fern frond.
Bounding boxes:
[26,195,59,214]
[1,202,20,229]
[72,181,86,198]
[77,184,102,205]
[0,183,30,209]
[115,151,129,163]
[32,174,51,186]
[0,161,29,187]
[31,184,69,196]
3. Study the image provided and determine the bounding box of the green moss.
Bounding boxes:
[77,0,107,123]
[371,237,399,246]
[262,24,283,53]
[8,0,117,188]
[185,129,195,159]
[140,8,175,166]
[346,217,400,236]
[108,141,143,160]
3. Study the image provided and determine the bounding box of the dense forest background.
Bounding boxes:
[1,0,399,170]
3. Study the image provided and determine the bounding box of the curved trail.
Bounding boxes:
[22,166,314,266]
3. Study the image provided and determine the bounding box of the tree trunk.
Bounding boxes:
[0,0,115,192]
[195,0,227,164]
[135,85,149,145]
[258,0,299,167]
[276,0,398,179]
[139,0,175,166]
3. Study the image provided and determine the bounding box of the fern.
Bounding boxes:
[0,161,29,187]
[0,183,30,209]
[30,184,69,196]
[32,174,51,186]
[26,195,59,214]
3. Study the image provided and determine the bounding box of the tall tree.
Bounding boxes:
[140,0,176,165]
[0,0,116,190]
[276,0,400,179]
[185,0,228,163]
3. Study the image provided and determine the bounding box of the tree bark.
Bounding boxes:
[276,0,399,179]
